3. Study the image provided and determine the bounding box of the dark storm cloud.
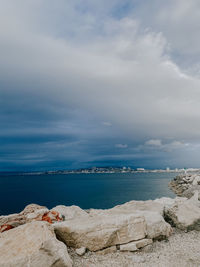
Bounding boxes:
[1,0,200,170]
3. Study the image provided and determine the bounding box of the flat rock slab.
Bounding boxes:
[120,238,153,251]
[89,199,173,240]
[54,213,146,251]
[0,221,72,267]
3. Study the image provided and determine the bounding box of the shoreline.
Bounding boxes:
[0,169,190,176]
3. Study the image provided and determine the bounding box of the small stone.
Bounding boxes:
[120,239,153,252]
[120,242,138,252]
[76,247,86,256]
[96,246,117,255]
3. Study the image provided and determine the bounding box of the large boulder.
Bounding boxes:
[138,211,172,240]
[0,221,72,267]
[54,213,146,251]
[164,192,200,230]
[89,199,173,240]
[0,204,63,233]
[51,205,89,220]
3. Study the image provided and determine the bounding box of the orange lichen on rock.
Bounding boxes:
[42,211,63,224]
[0,224,14,233]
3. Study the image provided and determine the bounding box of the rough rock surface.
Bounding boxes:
[69,230,200,267]
[164,191,200,230]
[0,204,63,233]
[26,208,63,224]
[120,239,153,252]
[96,246,117,255]
[0,213,26,232]
[0,221,72,267]
[54,213,146,251]
[169,173,200,198]
[89,199,172,240]
[20,204,47,215]
[75,247,86,256]
[52,205,89,220]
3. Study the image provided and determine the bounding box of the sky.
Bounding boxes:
[1,0,200,171]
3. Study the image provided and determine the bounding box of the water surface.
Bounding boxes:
[0,172,176,215]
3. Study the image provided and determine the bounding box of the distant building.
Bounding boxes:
[166,167,170,172]
[136,168,145,171]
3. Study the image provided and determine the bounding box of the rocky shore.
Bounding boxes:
[1,173,200,266]
[169,172,200,198]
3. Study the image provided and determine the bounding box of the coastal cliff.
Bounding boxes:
[1,175,200,266]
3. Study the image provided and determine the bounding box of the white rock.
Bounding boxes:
[26,208,49,220]
[75,247,86,256]
[120,243,137,252]
[165,193,200,230]
[0,221,72,267]
[140,211,172,239]
[89,199,172,240]
[96,246,117,255]
[51,205,89,220]
[120,238,152,251]
[154,197,175,210]
[192,176,200,186]
[54,213,146,251]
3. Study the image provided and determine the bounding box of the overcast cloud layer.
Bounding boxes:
[1,0,200,171]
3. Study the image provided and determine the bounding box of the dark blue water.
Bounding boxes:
[0,172,176,215]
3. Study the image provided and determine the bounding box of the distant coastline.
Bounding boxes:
[6,166,199,176]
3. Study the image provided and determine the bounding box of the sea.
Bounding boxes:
[0,172,177,215]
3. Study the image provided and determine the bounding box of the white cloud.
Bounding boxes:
[145,139,162,146]
[144,139,187,152]
[115,144,128,148]
[134,0,200,71]
[102,121,112,127]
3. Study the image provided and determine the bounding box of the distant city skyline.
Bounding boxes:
[1,1,200,171]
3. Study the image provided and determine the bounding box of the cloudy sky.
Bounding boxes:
[1,0,200,171]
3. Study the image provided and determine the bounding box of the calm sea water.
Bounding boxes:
[0,172,176,215]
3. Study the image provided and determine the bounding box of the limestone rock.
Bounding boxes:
[193,176,200,186]
[140,211,172,240]
[75,247,86,256]
[120,238,152,251]
[52,205,89,220]
[164,192,200,230]
[0,213,26,233]
[20,203,47,216]
[154,197,175,210]
[89,199,164,216]
[0,221,72,267]
[89,199,172,240]
[54,213,146,251]
[26,208,63,224]
[0,204,64,233]
[96,246,117,255]
[169,173,200,198]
